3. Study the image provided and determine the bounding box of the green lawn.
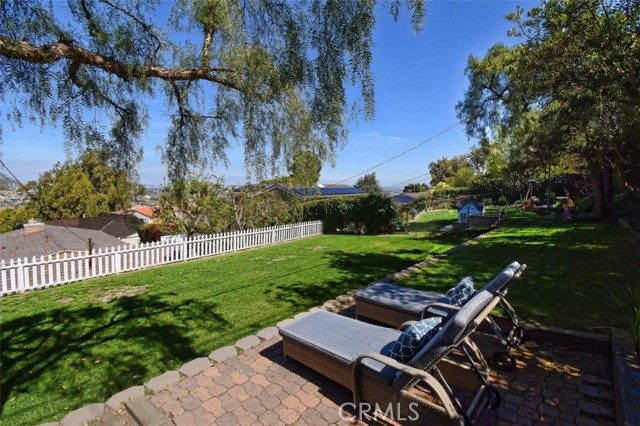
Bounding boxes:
[0,224,475,425]
[2,211,637,425]
[398,212,639,332]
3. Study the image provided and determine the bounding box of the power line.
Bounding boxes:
[383,172,431,191]
[335,121,461,184]
[0,158,39,204]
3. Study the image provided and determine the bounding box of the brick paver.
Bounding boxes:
[89,301,616,426]
[141,328,616,425]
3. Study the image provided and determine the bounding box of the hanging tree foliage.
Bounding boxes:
[456,0,640,216]
[0,0,425,181]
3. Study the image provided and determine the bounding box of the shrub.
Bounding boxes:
[497,195,509,206]
[294,197,353,233]
[296,194,400,235]
[482,197,493,207]
[352,193,400,234]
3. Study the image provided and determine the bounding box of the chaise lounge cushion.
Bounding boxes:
[393,289,496,390]
[354,283,442,316]
[389,316,442,362]
[477,261,521,295]
[279,310,402,384]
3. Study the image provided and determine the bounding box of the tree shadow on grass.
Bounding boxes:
[0,293,228,423]
[263,250,433,308]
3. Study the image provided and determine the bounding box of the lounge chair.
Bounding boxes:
[354,261,527,371]
[279,289,502,425]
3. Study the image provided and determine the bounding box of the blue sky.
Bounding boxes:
[0,1,533,189]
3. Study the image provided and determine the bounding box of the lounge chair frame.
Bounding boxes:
[279,290,502,425]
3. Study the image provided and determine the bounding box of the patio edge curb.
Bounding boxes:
[611,327,640,426]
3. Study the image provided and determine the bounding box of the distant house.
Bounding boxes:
[392,192,429,205]
[265,184,365,200]
[457,201,485,223]
[46,214,143,245]
[0,221,124,263]
[127,205,158,224]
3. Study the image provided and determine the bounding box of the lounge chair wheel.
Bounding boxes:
[492,351,516,372]
[511,326,526,347]
[488,386,502,409]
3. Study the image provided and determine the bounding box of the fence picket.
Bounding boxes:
[0,221,322,296]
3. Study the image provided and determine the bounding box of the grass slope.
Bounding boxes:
[1,226,472,425]
[398,212,639,332]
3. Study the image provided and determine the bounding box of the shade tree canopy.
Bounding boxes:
[456,0,640,216]
[354,172,382,194]
[0,0,426,181]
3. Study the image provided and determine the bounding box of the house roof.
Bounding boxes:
[46,215,142,239]
[293,186,365,197]
[130,205,157,218]
[392,192,429,205]
[0,225,123,263]
[265,184,364,198]
[458,201,485,212]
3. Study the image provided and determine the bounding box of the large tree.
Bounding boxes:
[157,174,231,236]
[23,150,133,220]
[354,172,382,194]
[457,0,640,216]
[288,150,322,189]
[0,0,425,181]
[427,155,471,187]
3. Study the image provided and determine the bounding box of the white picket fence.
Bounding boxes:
[0,221,322,296]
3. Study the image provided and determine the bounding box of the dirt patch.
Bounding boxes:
[97,285,150,303]
[58,297,74,304]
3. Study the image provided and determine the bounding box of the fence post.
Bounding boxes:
[17,258,25,293]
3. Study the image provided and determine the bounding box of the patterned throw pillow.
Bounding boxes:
[389,316,442,362]
[444,276,474,306]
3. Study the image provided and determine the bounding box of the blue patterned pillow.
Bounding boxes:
[389,316,442,362]
[444,276,474,306]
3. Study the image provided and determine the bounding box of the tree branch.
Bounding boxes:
[68,60,127,115]
[97,0,165,56]
[0,36,249,94]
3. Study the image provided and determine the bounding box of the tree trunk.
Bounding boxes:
[591,167,613,217]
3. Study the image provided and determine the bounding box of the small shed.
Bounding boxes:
[457,201,485,223]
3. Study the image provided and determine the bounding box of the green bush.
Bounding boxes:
[497,195,509,206]
[296,194,400,235]
[482,197,493,207]
[294,197,353,233]
[352,193,400,234]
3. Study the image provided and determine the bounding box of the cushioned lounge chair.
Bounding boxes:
[354,261,527,371]
[279,289,502,425]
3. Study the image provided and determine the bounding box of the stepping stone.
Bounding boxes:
[60,403,105,426]
[336,295,354,304]
[408,266,420,273]
[179,357,211,378]
[257,327,279,340]
[106,385,145,410]
[235,335,261,351]
[144,370,180,394]
[126,397,173,426]
[308,306,327,313]
[323,300,341,309]
[208,346,237,364]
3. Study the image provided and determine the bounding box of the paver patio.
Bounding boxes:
[91,303,616,426]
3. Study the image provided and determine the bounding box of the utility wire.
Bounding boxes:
[335,121,461,184]
[0,158,40,204]
[383,172,431,191]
